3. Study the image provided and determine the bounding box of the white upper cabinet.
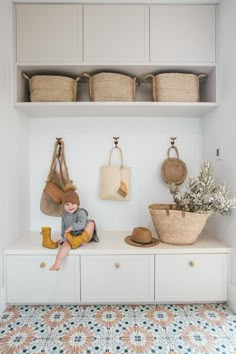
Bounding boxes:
[83,5,149,62]
[150,5,216,63]
[16,4,83,63]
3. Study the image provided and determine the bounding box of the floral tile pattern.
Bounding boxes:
[0,303,235,353]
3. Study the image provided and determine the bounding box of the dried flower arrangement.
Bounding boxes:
[169,160,235,215]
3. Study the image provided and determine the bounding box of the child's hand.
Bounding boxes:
[65,226,73,233]
[56,239,63,244]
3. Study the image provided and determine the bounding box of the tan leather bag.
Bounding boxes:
[40,138,72,216]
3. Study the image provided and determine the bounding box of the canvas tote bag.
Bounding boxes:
[40,138,72,216]
[100,146,131,201]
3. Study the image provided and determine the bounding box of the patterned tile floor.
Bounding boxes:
[0,303,236,353]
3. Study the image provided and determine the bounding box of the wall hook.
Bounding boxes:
[113,136,119,148]
[56,137,62,145]
[56,137,62,157]
[170,137,177,146]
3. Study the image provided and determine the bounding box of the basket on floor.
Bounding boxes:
[82,72,137,102]
[23,72,80,102]
[149,204,212,245]
[144,73,207,102]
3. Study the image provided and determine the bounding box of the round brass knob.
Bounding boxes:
[40,262,46,268]
[189,261,195,267]
[115,262,120,269]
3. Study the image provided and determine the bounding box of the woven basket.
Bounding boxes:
[144,73,207,102]
[161,146,187,185]
[83,72,136,102]
[149,204,212,245]
[23,73,80,102]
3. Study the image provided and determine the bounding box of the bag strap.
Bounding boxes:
[108,146,124,168]
[167,146,180,159]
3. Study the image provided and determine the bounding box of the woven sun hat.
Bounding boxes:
[124,227,159,247]
[161,146,187,185]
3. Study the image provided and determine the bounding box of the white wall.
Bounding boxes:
[30,117,202,233]
[203,0,236,312]
[0,0,29,301]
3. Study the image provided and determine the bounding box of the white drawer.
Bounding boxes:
[6,255,80,304]
[155,254,228,303]
[81,255,154,303]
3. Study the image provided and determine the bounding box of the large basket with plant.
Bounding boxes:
[149,161,235,245]
[149,204,212,245]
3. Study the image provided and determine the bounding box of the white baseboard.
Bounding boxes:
[228,282,236,313]
[0,286,6,315]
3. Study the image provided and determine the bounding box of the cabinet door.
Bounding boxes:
[155,254,228,303]
[16,4,83,63]
[81,255,154,303]
[6,255,80,303]
[84,5,149,62]
[150,5,216,63]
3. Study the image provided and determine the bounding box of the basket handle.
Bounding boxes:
[82,73,90,79]
[167,146,180,159]
[165,207,185,217]
[22,72,30,81]
[73,76,80,101]
[198,73,207,81]
[133,77,137,100]
[144,74,156,102]
[81,73,93,101]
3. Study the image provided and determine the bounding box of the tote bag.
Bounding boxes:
[100,146,131,201]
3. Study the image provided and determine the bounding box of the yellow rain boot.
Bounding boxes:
[66,230,91,249]
[41,226,58,249]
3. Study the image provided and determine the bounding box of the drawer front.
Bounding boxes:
[6,255,80,304]
[81,255,154,303]
[155,254,228,303]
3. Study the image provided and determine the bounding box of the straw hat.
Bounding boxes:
[124,227,159,247]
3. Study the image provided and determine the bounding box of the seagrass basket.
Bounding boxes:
[144,73,207,102]
[83,72,137,102]
[23,72,80,102]
[149,204,212,245]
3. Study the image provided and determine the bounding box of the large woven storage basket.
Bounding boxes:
[83,72,136,102]
[144,73,207,102]
[149,204,211,245]
[23,73,80,102]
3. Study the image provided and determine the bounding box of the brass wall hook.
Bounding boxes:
[113,137,119,148]
[56,137,62,157]
[170,137,177,147]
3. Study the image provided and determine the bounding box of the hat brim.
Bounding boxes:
[124,235,160,247]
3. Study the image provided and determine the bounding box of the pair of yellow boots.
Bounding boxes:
[41,226,90,249]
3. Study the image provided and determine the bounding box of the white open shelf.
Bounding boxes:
[15,101,218,118]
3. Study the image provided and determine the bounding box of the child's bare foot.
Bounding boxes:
[49,264,60,271]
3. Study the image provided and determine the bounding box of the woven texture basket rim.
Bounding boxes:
[91,72,134,79]
[31,75,75,80]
